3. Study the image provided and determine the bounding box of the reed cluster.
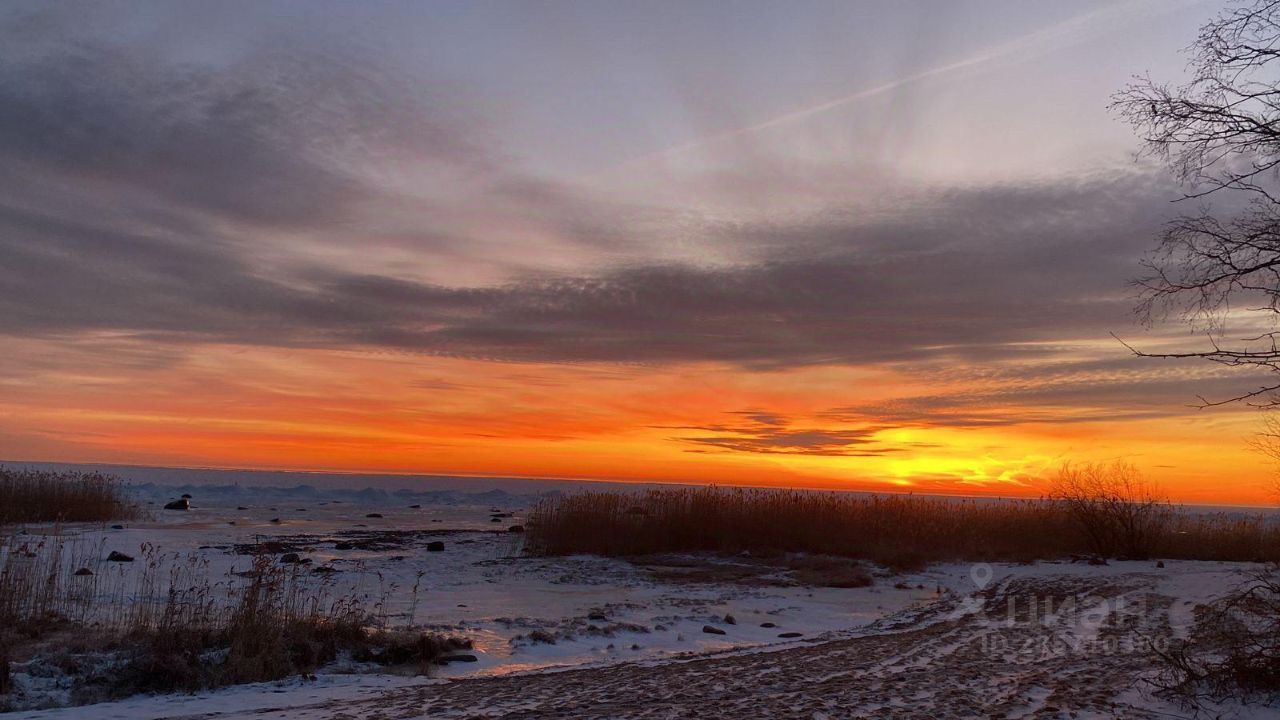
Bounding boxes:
[0,467,140,524]
[524,485,1280,566]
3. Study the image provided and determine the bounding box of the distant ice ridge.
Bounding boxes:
[127,481,560,508]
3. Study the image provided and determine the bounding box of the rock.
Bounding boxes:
[427,541,445,552]
[334,542,353,550]
[269,518,281,524]
[409,504,422,509]
[110,525,124,530]
[73,568,93,576]
[723,614,736,625]
[312,565,337,574]
[366,513,383,519]
[490,517,502,522]
[237,506,248,511]
[163,498,190,511]
[778,632,803,638]
[1156,560,1165,568]
[437,653,478,664]
[508,525,525,533]
[587,611,608,621]
[759,622,776,628]
[702,625,726,635]
[280,553,302,564]
[228,521,236,525]
[107,551,134,562]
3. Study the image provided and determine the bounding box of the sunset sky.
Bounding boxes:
[1,0,1274,504]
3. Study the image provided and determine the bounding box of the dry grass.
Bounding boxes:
[525,485,1280,566]
[0,535,466,707]
[0,467,141,525]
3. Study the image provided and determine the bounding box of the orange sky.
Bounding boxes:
[3,337,1271,505]
[2,2,1274,506]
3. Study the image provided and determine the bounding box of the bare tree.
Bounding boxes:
[1112,0,1280,407]
[1049,461,1170,559]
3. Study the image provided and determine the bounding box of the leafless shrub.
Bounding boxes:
[1049,461,1171,559]
[1155,566,1280,707]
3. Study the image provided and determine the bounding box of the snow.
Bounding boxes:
[4,478,1280,719]
[4,480,934,716]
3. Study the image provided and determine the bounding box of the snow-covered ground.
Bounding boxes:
[3,480,935,716]
[4,477,1280,719]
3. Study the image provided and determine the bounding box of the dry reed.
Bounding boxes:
[524,486,1280,566]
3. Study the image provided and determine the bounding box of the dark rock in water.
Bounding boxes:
[409,504,422,509]
[427,541,445,552]
[723,614,736,625]
[1156,560,1165,568]
[237,506,248,511]
[312,565,337,574]
[334,542,354,550]
[110,525,124,530]
[269,518,281,524]
[228,521,236,525]
[107,551,133,562]
[296,508,307,512]
[760,622,776,628]
[490,517,501,523]
[778,632,803,638]
[508,525,525,533]
[73,567,93,576]
[280,553,302,564]
[181,493,192,499]
[588,611,608,621]
[437,653,478,664]
[164,498,190,511]
[702,625,726,635]
[366,513,383,519]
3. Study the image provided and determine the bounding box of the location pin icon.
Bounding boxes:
[970,563,993,589]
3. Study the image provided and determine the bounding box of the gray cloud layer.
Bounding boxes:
[0,8,1240,428]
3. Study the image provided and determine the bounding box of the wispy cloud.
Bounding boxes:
[602,0,1193,176]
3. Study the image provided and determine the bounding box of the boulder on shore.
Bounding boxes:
[164,498,190,511]
[702,625,726,635]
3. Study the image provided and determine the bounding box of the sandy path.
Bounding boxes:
[164,571,1195,720]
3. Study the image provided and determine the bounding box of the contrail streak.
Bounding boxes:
[598,0,1200,177]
